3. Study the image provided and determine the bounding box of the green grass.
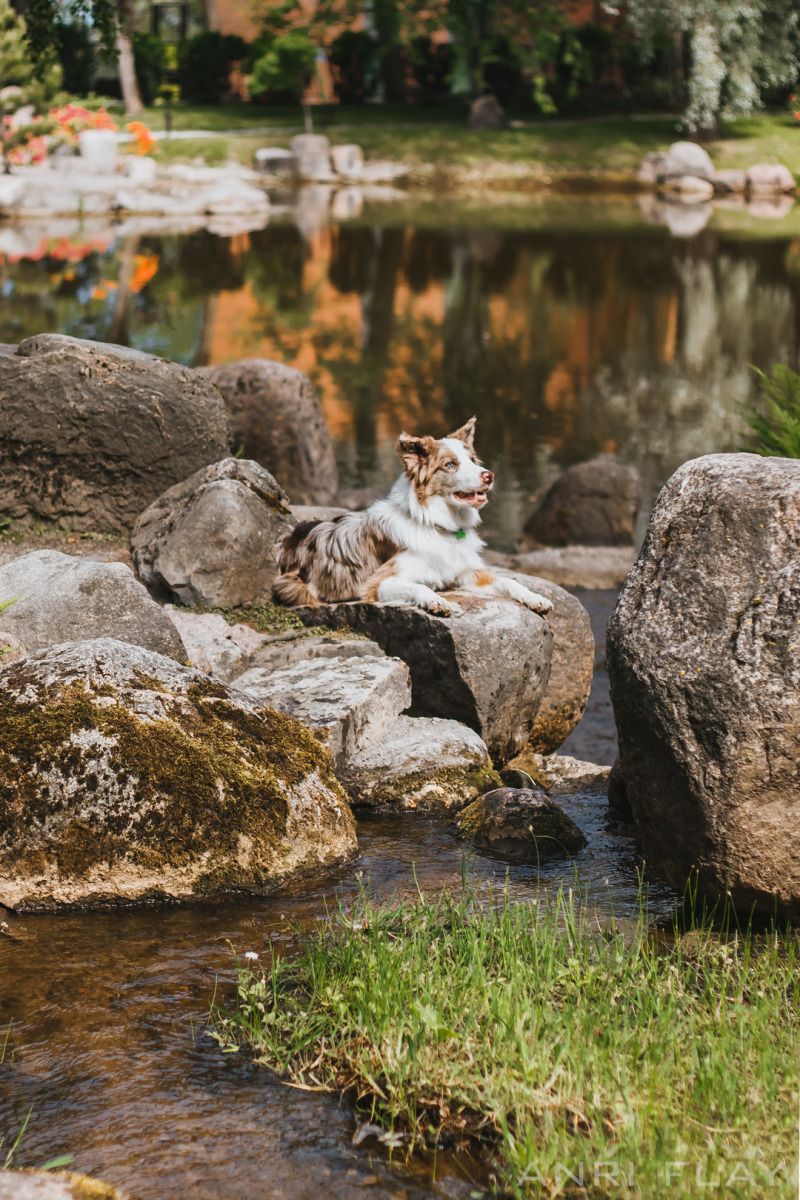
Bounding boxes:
[145,105,800,186]
[211,880,799,1197]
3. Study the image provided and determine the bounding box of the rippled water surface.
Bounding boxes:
[3,193,799,544]
[3,190,790,1196]
[0,803,677,1200]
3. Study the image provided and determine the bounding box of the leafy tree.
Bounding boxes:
[627,0,799,136]
[24,0,141,114]
[0,0,62,111]
[445,0,565,112]
[179,31,247,104]
[248,29,317,103]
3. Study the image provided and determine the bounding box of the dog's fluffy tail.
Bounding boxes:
[274,520,322,607]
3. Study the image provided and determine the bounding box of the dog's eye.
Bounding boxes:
[445,460,457,469]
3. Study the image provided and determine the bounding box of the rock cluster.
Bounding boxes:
[638,141,796,203]
[608,453,800,920]
[255,134,408,185]
[0,334,603,910]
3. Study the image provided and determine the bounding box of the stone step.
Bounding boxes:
[235,654,411,769]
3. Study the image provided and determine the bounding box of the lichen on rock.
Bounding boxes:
[0,638,356,911]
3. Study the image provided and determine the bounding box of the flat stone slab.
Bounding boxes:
[291,593,552,765]
[341,715,498,811]
[235,654,411,769]
[510,546,636,590]
[248,634,383,673]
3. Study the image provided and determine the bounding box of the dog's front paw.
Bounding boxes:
[521,592,553,616]
[427,598,463,617]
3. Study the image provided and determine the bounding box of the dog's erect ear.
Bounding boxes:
[448,416,477,452]
[397,433,434,474]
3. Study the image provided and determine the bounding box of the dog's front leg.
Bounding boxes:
[375,575,462,617]
[462,570,553,615]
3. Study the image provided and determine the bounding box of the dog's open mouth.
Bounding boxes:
[454,488,489,506]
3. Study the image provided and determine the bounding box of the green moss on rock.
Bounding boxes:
[0,640,356,909]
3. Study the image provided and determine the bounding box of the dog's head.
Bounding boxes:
[395,417,494,511]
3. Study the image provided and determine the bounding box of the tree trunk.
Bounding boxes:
[117,25,143,116]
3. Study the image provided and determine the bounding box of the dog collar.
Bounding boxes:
[433,524,467,539]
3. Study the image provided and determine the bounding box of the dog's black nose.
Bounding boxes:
[481,470,494,485]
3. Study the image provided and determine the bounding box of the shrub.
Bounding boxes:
[247,29,316,103]
[409,35,452,105]
[743,364,800,458]
[0,0,61,113]
[132,32,168,107]
[178,30,248,104]
[329,29,377,105]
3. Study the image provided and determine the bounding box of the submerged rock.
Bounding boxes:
[0,335,231,533]
[0,550,186,662]
[607,453,800,919]
[198,360,339,506]
[341,715,499,811]
[291,593,553,764]
[457,787,587,860]
[0,1168,128,1199]
[131,458,293,608]
[505,749,612,794]
[0,639,356,911]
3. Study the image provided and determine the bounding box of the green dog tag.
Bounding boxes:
[453,530,466,540]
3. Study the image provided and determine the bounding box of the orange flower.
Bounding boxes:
[126,120,158,156]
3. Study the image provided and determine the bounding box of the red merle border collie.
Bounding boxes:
[274,417,553,619]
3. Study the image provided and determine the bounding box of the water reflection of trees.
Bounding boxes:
[4,215,800,531]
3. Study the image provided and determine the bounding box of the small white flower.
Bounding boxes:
[244,951,259,961]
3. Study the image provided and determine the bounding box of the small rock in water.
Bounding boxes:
[457,787,587,861]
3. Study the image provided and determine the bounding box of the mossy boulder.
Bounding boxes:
[0,638,357,911]
[340,715,501,811]
[457,787,587,861]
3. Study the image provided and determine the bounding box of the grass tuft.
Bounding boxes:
[210,880,799,1197]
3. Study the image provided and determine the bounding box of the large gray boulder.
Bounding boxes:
[0,550,186,661]
[131,458,293,607]
[198,360,339,505]
[0,638,356,911]
[0,335,231,532]
[291,593,553,764]
[290,134,335,181]
[746,163,796,194]
[520,455,641,549]
[607,454,800,919]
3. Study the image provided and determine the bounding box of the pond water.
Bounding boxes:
[2,192,797,546]
[0,191,794,1197]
